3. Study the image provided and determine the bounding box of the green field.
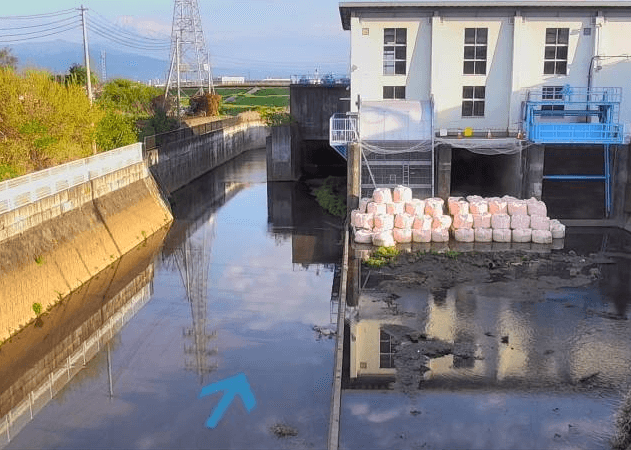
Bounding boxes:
[220,87,289,115]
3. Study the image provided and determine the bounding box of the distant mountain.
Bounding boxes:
[9,40,169,83]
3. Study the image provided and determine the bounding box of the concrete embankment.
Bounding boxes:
[0,144,173,343]
[146,116,268,195]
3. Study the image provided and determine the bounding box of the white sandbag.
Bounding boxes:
[367,202,387,215]
[473,213,492,229]
[373,230,396,247]
[394,228,413,244]
[386,202,406,215]
[351,209,360,226]
[452,214,473,229]
[493,229,512,243]
[532,229,553,244]
[454,228,475,243]
[432,215,453,230]
[413,215,433,231]
[394,213,415,229]
[405,199,426,216]
[502,195,517,202]
[530,215,550,231]
[469,201,489,215]
[358,198,371,214]
[412,229,432,243]
[550,220,566,239]
[374,214,395,232]
[491,214,511,230]
[474,228,493,243]
[354,229,373,244]
[511,214,531,230]
[372,188,393,204]
[425,198,445,217]
[512,228,532,243]
[431,229,450,243]
[448,199,469,216]
[508,200,528,216]
[393,185,413,203]
[488,198,507,214]
[353,213,374,230]
[527,200,547,217]
[448,196,464,214]
[466,195,484,203]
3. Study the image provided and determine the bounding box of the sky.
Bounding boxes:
[0,0,350,79]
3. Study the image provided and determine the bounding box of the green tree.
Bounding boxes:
[0,47,17,70]
[0,68,103,174]
[65,63,98,87]
[97,79,162,116]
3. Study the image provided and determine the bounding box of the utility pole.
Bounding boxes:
[79,5,93,105]
[176,33,181,118]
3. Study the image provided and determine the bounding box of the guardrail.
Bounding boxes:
[529,123,624,144]
[526,86,622,104]
[144,116,250,151]
[329,113,358,146]
[0,143,143,215]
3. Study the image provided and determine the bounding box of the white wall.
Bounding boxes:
[347,8,631,137]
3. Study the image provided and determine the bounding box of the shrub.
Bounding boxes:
[314,177,346,218]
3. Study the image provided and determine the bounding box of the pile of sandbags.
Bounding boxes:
[352,188,566,246]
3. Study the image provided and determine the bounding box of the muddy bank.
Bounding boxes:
[373,248,615,306]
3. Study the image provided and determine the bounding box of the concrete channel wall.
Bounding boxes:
[0,143,173,343]
[147,118,268,195]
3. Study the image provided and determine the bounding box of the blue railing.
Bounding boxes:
[530,123,624,144]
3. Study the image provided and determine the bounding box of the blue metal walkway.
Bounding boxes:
[524,86,623,217]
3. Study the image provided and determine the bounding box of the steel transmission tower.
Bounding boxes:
[165,0,212,111]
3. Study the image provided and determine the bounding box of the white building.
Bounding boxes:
[333,1,631,218]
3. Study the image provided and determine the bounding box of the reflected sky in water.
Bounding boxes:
[4,149,342,449]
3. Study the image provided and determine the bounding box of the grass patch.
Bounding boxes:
[34,255,44,265]
[255,88,289,96]
[313,177,346,218]
[365,246,400,268]
[230,95,289,107]
[32,302,42,316]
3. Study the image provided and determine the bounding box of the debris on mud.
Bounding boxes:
[371,249,611,300]
[270,423,299,438]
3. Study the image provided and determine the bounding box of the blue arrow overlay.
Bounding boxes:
[199,373,257,429]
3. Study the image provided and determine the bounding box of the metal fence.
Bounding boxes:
[143,116,247,151]
[0,283,152,449]
[0,143,143,216]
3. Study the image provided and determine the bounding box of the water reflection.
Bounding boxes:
[342,227,631,449]
[0,227,169,448]
[267,181,342,266]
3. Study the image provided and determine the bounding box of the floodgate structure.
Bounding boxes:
[329,0,631,224]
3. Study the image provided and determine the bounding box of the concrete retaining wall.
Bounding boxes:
[0,146,173,343]
[147,120,268,195]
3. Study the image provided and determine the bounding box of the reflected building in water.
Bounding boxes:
[344,229,631,393]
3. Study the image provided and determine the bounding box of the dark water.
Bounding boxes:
[2,149,342,449]
[342,227,631,450]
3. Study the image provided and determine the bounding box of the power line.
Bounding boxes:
[0,16,78,31]
[89,9,170,43]
[87,23,171,51]
[0,9,76,20]
[0,22,80,43]
[87,22,170,48]
[0,18,80,38]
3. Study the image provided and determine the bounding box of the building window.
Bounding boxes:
[544,28,569,75]
[380,329,395,368]
[462,86,485,117]
[463,28,487,75]
[383,28,407,75]
[541,86,565,111]
[383,86,406,99]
